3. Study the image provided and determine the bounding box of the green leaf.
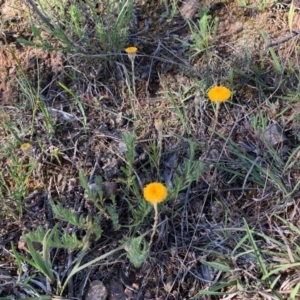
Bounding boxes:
[260,30,283,74]
[200,260,231,272]
[24,230,54,283]
[50,201,85,228]
[290,281,300,299]
[91,216,102,241]
[107,204,120,230]
[125,235,148,268]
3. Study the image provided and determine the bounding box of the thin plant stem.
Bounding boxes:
[130,58,140,116]
[127,55,139,118]
[119,61,137,118]
[155,119,163,166]
[157,130,162,165]
[212,102,220,135]
[207,102,220,149]
[149,203,158,248]
[131,59,136,96]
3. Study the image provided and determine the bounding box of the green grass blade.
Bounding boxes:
[243,219,268,276]
[260,30,283,74]
[288,0,295,33]
[290,281,300,299]
[200,260,231,272]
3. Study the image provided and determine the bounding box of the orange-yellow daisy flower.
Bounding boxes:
[143,182,167,204]
[20,143,32,152]
[207,86,231,103]
[125,46,138,55]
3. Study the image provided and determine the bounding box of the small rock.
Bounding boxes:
[103,158,120,179]
[109,277,126,300]
[102,182,118,198]
[180,0,198,19]
[84,182,117,200]
[263,124,287,146]
[117,142,127,153]
[86,280,108,300]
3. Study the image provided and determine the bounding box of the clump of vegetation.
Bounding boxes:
[22,0,134,56]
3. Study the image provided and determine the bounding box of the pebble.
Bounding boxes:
[86,280,108,300]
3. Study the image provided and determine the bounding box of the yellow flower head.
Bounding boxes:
[125,46,138,54]
[154,118,163,132]
[143,182,167,204]
[20,143,32,152]
[207,86,231,103]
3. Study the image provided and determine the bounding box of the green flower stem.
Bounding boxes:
[149,203,158,248]
[206,102,220,155]
[130,59,136,97]
[212,102,220,135]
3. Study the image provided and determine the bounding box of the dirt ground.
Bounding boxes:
[1,0,300,299]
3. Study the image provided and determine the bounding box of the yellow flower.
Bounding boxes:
[20,143,32,152]
[207,86,231,103]
[154,119,163,132]
[143,182,167,204]
[125,46,138,54]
